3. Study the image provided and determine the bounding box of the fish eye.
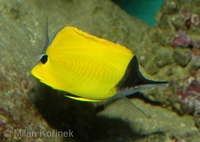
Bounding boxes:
[40,54,48,64]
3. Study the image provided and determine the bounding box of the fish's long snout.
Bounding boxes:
[144,79,169,86]
[138,80,169,91]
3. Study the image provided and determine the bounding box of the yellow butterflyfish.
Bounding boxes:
[31,24,169,118]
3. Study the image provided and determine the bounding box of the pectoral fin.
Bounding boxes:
[105,97,151,119]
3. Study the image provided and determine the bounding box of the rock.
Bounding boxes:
[145,60,160,75]
[194,111,200,129]
[144,131,166,142]
[173,48,192,67]
[99,98,200,141]
[154,49,174,68]
[137,52,150,67]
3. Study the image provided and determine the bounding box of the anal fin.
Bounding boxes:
[65,94,104,102]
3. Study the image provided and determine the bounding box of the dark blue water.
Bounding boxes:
[113,0,166,26]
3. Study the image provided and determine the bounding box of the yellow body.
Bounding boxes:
[31,27,134,101]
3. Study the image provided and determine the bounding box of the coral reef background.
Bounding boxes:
[1,0,200,141]
[113,0,166,26]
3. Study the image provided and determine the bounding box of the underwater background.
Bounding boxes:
[1,0,200,141]
[114,0,166,26]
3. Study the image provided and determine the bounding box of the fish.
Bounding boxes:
[31,23,169,118]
